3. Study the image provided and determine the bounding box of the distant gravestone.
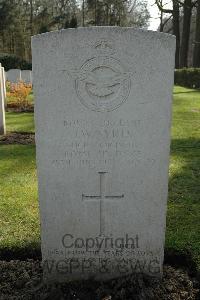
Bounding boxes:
[6,69,21,83]
[0,63,6,135]
[21,70,32,84]
[32,27,175,281]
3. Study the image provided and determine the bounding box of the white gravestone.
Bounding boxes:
[21,70,32,84]
[2,67,6,98]
[0,63,6,135]
[1,67,6,107]
[6,69,21,83]
[32,27,175,281]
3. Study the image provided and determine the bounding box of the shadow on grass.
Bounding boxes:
[165,137,200,276]
[164,248,199,277]
[0,243,41,261]
[173,90,200,94]
[171,138,200,151]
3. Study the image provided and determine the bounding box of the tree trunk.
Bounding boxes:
[30,0,33,36]
[160,10,164,32]
[94,0,97,25]
[180,0,192,68]
[155,0,180,67]
[106,3,109,25]
[82,0,85,26]
[193,0,200,67]
[172,0,180,68]
[159,0,164,32]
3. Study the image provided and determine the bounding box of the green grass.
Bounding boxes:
[166,86,200,268]
[0,86,200,270]
[0,145,39,249]
[6,112,34,133]
[26,90,34,104]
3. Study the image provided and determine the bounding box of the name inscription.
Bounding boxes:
[51,118,156,168]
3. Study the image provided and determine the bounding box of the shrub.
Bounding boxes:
[175,68,200,89]
[7,81,32,111]
[0,53,32,71]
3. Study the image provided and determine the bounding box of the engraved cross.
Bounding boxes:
[82,172,124,236]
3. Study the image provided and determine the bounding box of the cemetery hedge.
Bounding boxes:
[0,86,200,273]
[175,68,200,89]
[0,53,32,71]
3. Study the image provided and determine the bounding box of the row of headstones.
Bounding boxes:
[0,68,32,135]
[0,64,6,135]
[6,69,32,84]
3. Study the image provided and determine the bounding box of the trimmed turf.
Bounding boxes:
[166,86,200,268]
[6,112,34,133]
[0,145,39,250]
[0,86,200,270]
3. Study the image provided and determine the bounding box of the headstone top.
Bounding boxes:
[32,26,175,40]
[6,69,21,83]
[21,70,32,84]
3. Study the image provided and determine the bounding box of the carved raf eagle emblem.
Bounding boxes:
[69,40,132,112]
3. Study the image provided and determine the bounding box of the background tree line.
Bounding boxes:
[0,0,149,63]
[156,0,200,68]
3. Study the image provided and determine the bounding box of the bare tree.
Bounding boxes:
[193,0,200,66]
[155,0,180,68]
[179,0,194,67]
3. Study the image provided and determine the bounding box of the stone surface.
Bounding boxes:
[2,67,6,101]
[32,27,176,281]
[0,64,6,135]
[21,70,32,84]
[6,69,21,83]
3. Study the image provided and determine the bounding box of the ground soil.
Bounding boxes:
[0,132,35,145]
[0,260,199,300]
[6,105,34,113]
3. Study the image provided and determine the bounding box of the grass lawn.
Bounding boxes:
[6,112,34,133]
[0,86,200,270]
[27,90,34,104]
[166,86,200,268]
[0,145,39,250]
